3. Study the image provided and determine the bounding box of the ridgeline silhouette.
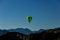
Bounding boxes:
[0,28,60,40]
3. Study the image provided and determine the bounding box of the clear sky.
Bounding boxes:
[0,0,60,31]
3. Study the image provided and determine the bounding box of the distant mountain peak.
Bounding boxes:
[0,27,60,36]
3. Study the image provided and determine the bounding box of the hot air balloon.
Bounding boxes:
[26,16,32,23]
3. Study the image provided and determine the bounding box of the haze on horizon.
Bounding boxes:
[0,0,60,31]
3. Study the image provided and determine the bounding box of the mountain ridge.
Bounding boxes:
[0,27,60,36]
[0,28,44,36]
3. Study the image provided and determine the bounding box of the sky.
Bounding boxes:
[0,0,60,31]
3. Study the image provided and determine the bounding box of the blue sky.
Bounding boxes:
[0,0,60,31]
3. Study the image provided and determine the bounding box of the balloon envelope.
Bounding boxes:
[26,16,32,23]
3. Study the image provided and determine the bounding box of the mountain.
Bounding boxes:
[0,30,9,36]
[8,28,32,35]
[8,28,45,35]
[37,29,45,32]
[0,27,60,36]
[53,28,60,32]
[32,29,44,33]
[0,28,45,36]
